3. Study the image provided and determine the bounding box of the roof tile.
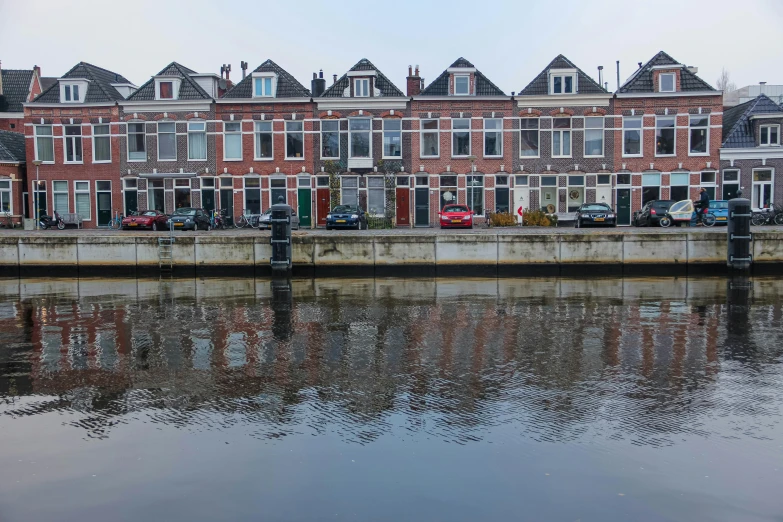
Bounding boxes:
[126,62,212,101]
[518,55,606,96]
[618,51,716,93]
[32,62,131,104]
[321,59,403,98]
[221,59,310,99]
[722,94,783,148]
[0,69,34,111]
[0,130,26,163]
[420,57,505,97]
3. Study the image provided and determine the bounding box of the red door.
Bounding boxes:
[396,187,410,226]
[316,188,330,226]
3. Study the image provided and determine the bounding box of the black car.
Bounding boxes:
[166,207,211,231]
[633,200,675,227]
[575,202,616,228]
[326,205,368,230]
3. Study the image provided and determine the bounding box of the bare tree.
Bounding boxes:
[716,68,737,93]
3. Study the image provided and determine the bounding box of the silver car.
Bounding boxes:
[257,208,300,230]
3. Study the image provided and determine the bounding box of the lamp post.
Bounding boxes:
[32,160,42,230]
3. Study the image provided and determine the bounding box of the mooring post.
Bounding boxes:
[270,195,293,274]
[727,197,752,271]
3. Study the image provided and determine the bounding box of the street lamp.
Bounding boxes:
[32,160,42,230]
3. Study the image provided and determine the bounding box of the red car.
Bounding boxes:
[122,210,168,231]
[439,204,474,229]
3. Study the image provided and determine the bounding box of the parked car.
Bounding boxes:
[326,205,367,230]
[633,200,675,227]
[257,208,301,230]
[122,210,168,231]
[438,204,474,229]
[708,200,729,225]
[166,207,211,231]
[574,202,616,228]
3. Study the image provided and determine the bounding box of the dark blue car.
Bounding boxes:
[326,205,368,230]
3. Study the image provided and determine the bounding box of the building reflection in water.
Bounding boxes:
[1,276,782,445]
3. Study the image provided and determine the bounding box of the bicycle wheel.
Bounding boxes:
[703,213,716,227]
[774,213,783,226]
[751,213,766,226]
[110,219,120,230]
[235,215,247,228]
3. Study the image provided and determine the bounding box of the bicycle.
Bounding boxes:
[109,210,122,230]
[694,207,716,227]
[751,204,783,226]
[0,210,15,229]
[234,209,258,229]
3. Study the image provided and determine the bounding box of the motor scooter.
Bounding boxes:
[39,211,65,230]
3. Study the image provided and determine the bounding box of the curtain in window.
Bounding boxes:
[225,134,241,159]
[53,181,69,214]
[94,135,111,161]
[75,193,90,219]
[36,127,54,162]
[189,126,207,160]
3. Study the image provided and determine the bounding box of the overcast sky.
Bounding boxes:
[2,0,782,94]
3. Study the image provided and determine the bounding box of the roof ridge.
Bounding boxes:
[322,58,403,97]
[722,94,779,146]
[171,62,212,98]
[518,54,606,95]
[78,62,115,101]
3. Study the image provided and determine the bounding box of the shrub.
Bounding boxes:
[489,211,518,227]
[522,209,558,227]
[367,214,394,229]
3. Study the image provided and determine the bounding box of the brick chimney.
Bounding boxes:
[407,64,422,96]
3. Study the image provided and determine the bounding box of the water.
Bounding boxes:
[0,276,782,522]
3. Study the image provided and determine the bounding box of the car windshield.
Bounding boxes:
[653,201,675,209]
[444,205,469,212]
[173,208,196,216]
[710,201,728,209]
[332,206,358,213]
[142,211,157,217]
[581,204,611,211]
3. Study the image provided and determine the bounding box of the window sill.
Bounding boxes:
[254,158,274,161]
[223,158,244,162]
[584,155,605,159]
[421,155,440,159]
[520,155,540,159]
[622,154,643,158]
[654,154,676,158]
[158,159,177,162]
[688,153,710,157]
[188,158,208,162]
[64,162,84,165]
[382,156,402,160]
[451,155,472,159]
[35,161,56,165]
[285,158,305,161]
[551,156,573,159]
[483,155,503,159]
[128,159,147,163]
[321,157,340,161]
[92,160,113,164]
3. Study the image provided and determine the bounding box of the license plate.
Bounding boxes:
[716,217,727,221]
[336,219,346,223]
[129,223,138,227]
[594,217,605,222]
[174,223,184,227]
[451,219,461,223]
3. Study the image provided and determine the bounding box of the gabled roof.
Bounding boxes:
[518,55,606,96]
[321,58,404,98]
[32,62,131,104]
[126,62,212,101]
[618,51,716,94]
[1,69,35,111]
[420,57,505,96]
[221,59,310,99]
[0,130,26,163]
[722,94,783,148]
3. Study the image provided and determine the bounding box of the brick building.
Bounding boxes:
[515,55,613,219]
[119,62,217,219]
[0,130,26,224]
[314,59,409,227]
[613,52,722,224]
[0,63,45,132]
[24,62,133,227]
[720,94,783,209]
[409,58,511,226]
[217,59,314,225]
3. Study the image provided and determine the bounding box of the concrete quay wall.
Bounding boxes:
[0,232,780,277]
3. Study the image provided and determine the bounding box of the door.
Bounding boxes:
[496,187,510,213]
[220,189,234,222]
[97,192,112,226]
[316,188,330,227]
[723,184,739,200]
[617,188,631,226]
[297,188,312,227]
[396,187,410,226]
[201,189,215,213]
[124,190,138,215]
[33,182,47,219]
[414,187,429,227]
[514,187,529,223]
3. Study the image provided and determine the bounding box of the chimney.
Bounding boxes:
[686,66,698,75]
[332,74,337,84]
[225,64,231,81]
[241,61,248,80]
[598,65,603,89]
[407,64,422,96]
[638,62,642,69]
[33,64,41,78]
[616,61,620,91]
[311,70,326,97]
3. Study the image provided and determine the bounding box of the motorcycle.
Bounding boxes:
[39,211,65,230]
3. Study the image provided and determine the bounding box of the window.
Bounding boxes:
[222,122,242,160]
[616,173,631,185]
[74,181,90,220]
[244,177,261,214]
[286,121,304,159]
[541,176,557,186]
[515,175,528,186]
[520,118,539,157]
[148,179,165,212]
[64,125,83,163]
[254,121,273,159]
[349,118,370,158]
[551,118,571,157]
[454,75,470,95]
[760,125,780,146]
[159,81,173,99]
[551,74,575,94]
[173,179,192,209]
[92,124,111,162]
[62,83,82,102]
[466,175,484,214]
[254,77,274,97]
[722,170,740,199]
[157,122,176,160]
[354,78,370,97]
[53,181,69,214]
[367,177,385,215]
[701,171,716,184]
[421,119,439,157]
[0,180,11,213]
[659,73,675,93]
[623,117,642,156]
[188,121,207,160]
[383,119,402,158]
[752,170,773,209]
[689,116,709,154]
[584,117,604,157]
[128,122,146,161]
[440,175,458,208]
[452,118,471,157]
[341,177,358,205]
[484,119,502,157]
[35,125,54,162]
[124,178,139,215]
[641,173,661,204]
[321,120,340,158]
[723,170,739,183]
[670,172,689,201]
[656,117,676,156]
[597,174,611,185]
[270,178,286,205]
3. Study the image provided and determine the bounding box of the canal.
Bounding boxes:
[0,276,781,522]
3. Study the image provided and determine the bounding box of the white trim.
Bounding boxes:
[347,70,377,77]
[119,101,212,112]
[382,118,402,160]
[622,116,643,158]
[222,121,243,161]
[658,73,675,93]
[751,167,774,210]
[650,64,685,71]
[285,120,305,160]
[316,98,409,111]
[73,180,91,221]
[187,120,208,161]
[750,113,783,120]
[52,180,70,214]
[654,115,677,157]
[759,124,780,147]
[516,94,611,107]
[0,178,14,215]
[688,114,710,156]
[0,112,24,118]
[549,71,577,95]
[583,116,604,158]
[253,120,274,160]
[551,117,572,158]
[59,80,89,104]
[453,74,471,96]
[157,121,177,161]
[320,119,340,160]
[95,180,112,226]
[720,147,783,160]
[616,91,721,98]
[420,118,440,158]
[483,118,503,158]
[519,117,540,159]
[451,118,471,158]
[127,120,147,162]
[63,123,83,164]
[348,117,372,159]
[155,77,181,101]
[251,73,277,98]
[33,124,55,164]
[353,78,370,98]
[216,97,311,104]
[446,67,476,73]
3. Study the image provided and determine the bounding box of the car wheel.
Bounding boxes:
[152,223,158,231]
[193,223,198,231]
[326,225,332,231]
[575,219,580,229]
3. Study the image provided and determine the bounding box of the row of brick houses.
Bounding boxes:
[1,51,781,228]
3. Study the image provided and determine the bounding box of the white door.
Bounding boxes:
[514,187,531,223]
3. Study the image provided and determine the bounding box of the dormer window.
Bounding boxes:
[354,78,370,97]
[154,78,181,100]
[65,85,79,101]
[659,73,675,92]
[549,70,576,95]
[760,125,780,146]
[454,75,470,95]
[159,82,173,99]
[252,73,277,98]
[59,80,88,103]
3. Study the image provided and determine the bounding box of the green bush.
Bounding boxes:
[489,211,518,227]
[522,209,558,227]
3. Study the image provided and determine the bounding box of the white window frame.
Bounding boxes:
[74,180,91,221]
[551,118,572,158]
[243,176,262,214]
[34,125,55,163]
[154,78,180,101]
[515,175,529,186]
[92,124,111,163]
[583,116,604,158]
[454,74,470,96]
[223,121,242,161]
[519,118,540,158]
[483,118,503,158]
[157,121,177,161]
[63,124,83,164]
[622,116,643,158]
[659,73,675,93]
[688,115,710,156]
[348,118,371,159]
[751,168,774,210]
[451,118,471,158]
[0,180,12,214]
[254,121,273,160]
[252,74,277,98]
[187,121,207,161]
[366,176,385,216]
[320,120,340,159]
[760,124,780,147]
[466,175,484,214]
[382,119,402,159]
[420,119,439,158]
[549,71,577,95]
[52,180,70,214]
[723,169,740,183]
[654,116,676,157]
[354,78,370,97]
[340,176,359,206]
[127,122,146,162]
[60,81,87,103]
[285,120,305,160]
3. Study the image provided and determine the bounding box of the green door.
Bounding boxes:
[124,190,138,215]
[97,192,112,226]
[297,188,311,227]
[201,189,215,213]
[617,188,631,226]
